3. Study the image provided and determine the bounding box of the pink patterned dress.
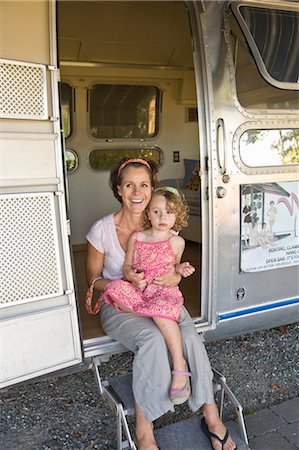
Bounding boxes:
[104,237,184,320]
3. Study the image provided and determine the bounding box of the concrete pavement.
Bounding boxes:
[228,396,299,449]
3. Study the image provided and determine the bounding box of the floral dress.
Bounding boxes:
[104,237,184,320]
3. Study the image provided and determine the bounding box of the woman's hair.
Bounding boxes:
[110,157,158,202]
[142,187,189,232]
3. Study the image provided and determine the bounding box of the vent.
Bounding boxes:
[0,58,48,120]
[186,107,198,123]
[0,193,63,306]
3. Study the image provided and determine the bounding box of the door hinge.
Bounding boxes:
[48,65,61,80]
[206,186,209,201]
[64,289,73,295]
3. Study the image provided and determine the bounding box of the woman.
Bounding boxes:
[86,158,236,450]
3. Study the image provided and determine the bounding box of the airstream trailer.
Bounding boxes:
[0,0,298,406]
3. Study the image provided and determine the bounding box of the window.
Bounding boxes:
[60,83,73,138]
[89,147,162,171]
[232,5,299,86]
[229,13,299,110]
[240,129,299,167]
[65,148,79,173]
[89,84,160,139]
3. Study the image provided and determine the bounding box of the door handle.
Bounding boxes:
[216,186,227,198]
[216,118,227,175]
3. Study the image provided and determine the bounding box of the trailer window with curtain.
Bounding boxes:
[89,84,160,139]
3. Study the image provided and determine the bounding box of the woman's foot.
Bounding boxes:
[201,417,236,450]
[136,436,159,450]
[202,401,237,450]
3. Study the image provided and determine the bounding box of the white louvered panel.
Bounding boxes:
[0,58,48,120]
[0,193,63,306]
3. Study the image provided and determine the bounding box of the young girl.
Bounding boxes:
[104,187,195,405]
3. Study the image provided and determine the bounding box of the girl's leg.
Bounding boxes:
[202,396,237,450]
[153,317,188,391]
[104,280,142,313]
[107,295,134,313]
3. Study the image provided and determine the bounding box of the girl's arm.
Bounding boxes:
[173,236,195,278]
[85,242,110,291]
[153,235,186,286]
[123,233,146,290]
[176,261,196,278]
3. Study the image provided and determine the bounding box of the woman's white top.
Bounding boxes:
[86,213,125,281]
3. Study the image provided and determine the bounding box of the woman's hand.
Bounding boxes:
[153,264,181,287]
[127,269,147,291]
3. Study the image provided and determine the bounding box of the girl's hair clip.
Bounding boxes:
[155,186,181,197]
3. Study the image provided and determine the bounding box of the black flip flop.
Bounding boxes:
[201,417,237,450]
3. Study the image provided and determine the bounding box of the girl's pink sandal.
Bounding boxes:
[170,369,192,405]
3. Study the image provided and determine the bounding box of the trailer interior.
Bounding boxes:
[57,1,202,340]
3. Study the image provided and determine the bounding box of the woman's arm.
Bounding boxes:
[85,242,110,291]
[123,232,136,279]
[123,233,146,290]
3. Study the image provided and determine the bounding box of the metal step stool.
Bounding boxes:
[92,356,249,450]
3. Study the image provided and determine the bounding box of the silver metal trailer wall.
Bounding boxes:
[199,1,299,339]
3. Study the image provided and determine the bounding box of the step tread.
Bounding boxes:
[154,416,250,450]
[108,374,135,414]
[105,374,249,449]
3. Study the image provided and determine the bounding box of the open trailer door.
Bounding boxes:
[202,0,299,339]
[0,0,82,388]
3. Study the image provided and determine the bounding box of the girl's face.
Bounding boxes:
[117,166,152,214]
[147,194,176,232]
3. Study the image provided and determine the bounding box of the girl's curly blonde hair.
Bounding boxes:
[142,187,189,232]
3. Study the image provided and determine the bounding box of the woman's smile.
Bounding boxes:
[117,167,152,212]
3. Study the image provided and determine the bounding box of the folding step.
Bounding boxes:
[92,357,249,450]
[154,416,250,450]
[104,374,135,416]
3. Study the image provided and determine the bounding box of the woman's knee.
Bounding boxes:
[135,323,167,351]
[180,321,204,347]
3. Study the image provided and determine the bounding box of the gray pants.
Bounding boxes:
[100,302,214,422]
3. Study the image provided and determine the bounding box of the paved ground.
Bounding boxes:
[236,397,298,449]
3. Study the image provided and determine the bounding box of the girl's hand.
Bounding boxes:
[176,262,195,278]
[153,264,181,287]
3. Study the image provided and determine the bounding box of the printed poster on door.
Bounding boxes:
[240,181,299,272]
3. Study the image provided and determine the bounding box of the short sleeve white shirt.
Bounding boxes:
[86,213,125,280]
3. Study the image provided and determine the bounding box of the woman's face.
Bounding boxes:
[117,166,152,214]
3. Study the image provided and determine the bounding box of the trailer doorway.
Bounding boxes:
[57,1,203,341]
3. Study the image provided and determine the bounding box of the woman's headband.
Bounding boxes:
[118,158,152,176]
